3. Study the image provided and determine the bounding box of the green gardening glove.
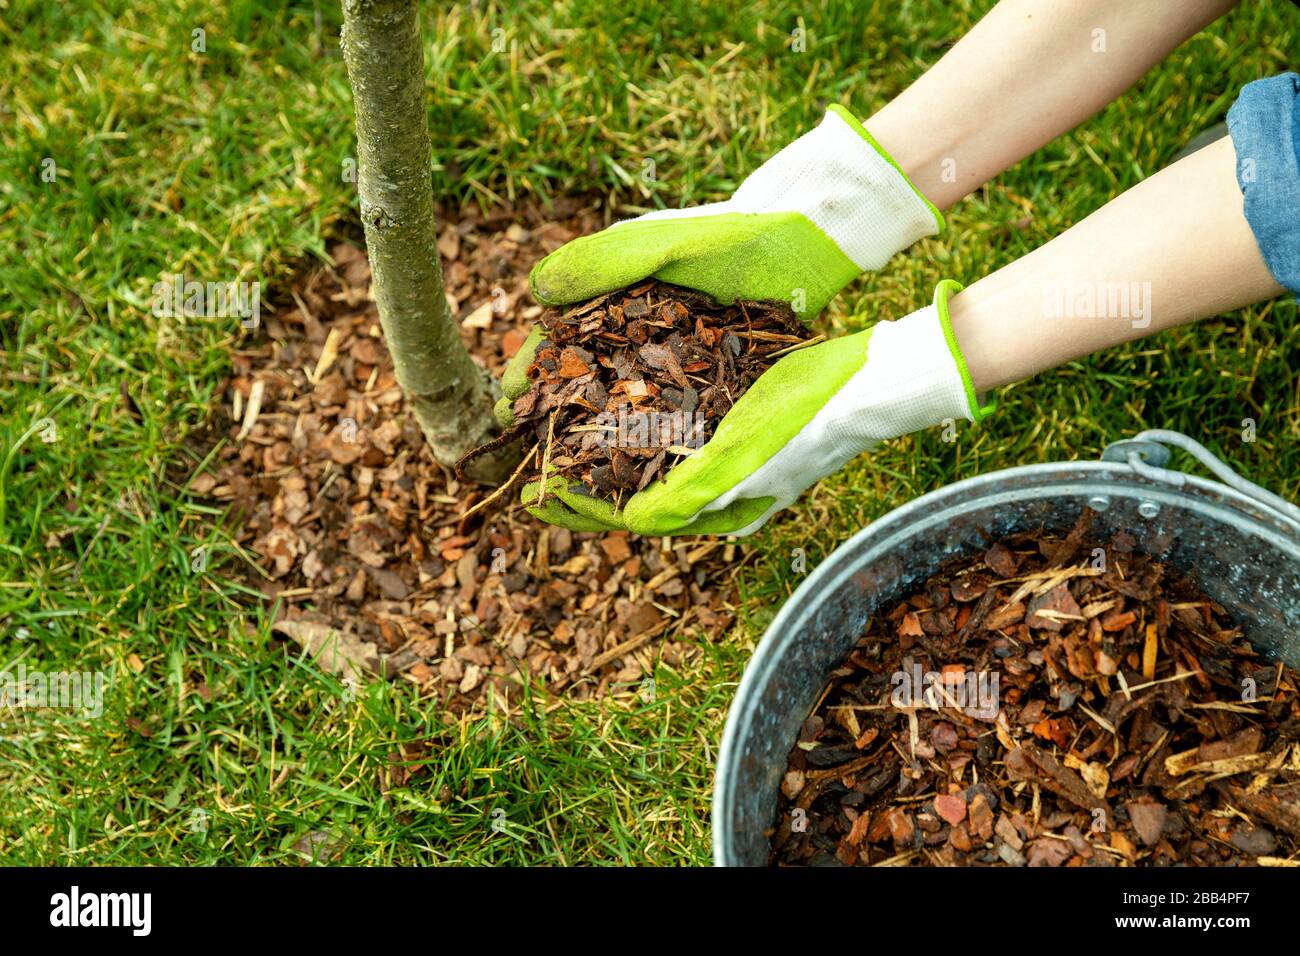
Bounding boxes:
[521,282,994,537]
[495,104,942,427]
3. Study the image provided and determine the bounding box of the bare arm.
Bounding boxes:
[947,136,1283,391]
[866,0,1241,209]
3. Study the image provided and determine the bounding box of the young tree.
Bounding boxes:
[340,0,514,481]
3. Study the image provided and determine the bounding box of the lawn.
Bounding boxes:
[1,0,1297,864]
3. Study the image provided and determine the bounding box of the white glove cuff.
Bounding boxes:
[827,280,990,449]
[729,104,944,270]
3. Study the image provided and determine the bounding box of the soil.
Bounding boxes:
[187,198,742,710]
[769,514,1300,866]
[489,280,813,504]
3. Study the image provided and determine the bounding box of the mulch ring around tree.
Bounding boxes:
[770,515,1300,866]
[183,198,743,712]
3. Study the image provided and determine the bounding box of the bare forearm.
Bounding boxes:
[948,137,1283,392]
[866,0,1239,209]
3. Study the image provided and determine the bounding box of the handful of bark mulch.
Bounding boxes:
[495,280,812,504]
[770,515,1300,867]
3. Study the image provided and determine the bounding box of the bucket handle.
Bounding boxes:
[1100,429,1300,529]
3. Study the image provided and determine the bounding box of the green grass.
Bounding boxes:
[1,0,1297,864]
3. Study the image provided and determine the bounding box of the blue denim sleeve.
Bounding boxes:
[1226,72,1300,295]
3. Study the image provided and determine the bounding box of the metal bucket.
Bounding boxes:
[712,430,1300,867]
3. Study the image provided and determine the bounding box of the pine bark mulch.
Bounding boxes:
[770,517,1300,866]
[186,199,741,711]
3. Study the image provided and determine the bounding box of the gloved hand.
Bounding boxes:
[518,281,995,537]
[495,104,943,427]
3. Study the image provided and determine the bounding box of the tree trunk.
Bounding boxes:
[340,0,514,482]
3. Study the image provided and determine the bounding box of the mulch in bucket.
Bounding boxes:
[770,515,1300,866]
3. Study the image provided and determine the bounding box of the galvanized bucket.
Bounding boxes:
[712,430,1300,867]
